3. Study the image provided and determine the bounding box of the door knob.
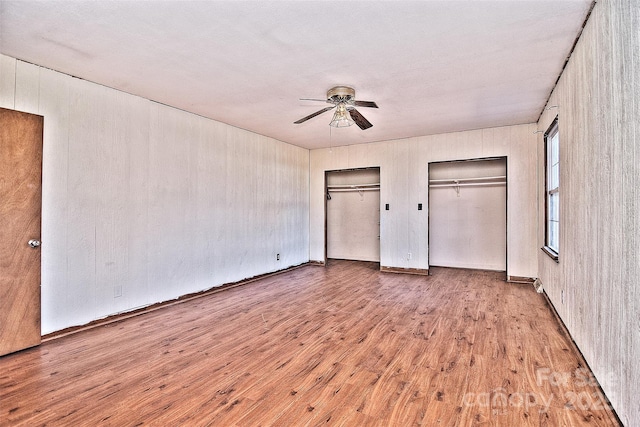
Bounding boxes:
[28,239,41,248]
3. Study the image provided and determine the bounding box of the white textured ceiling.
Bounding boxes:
[0,1,591,150]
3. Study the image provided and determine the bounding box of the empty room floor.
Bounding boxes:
[0,260,619,426]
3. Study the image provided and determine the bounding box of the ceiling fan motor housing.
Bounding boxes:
[327,86,356,104]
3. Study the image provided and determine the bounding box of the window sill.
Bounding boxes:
[541,246,559,262]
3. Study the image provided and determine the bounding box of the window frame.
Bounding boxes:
[543,117,560,261]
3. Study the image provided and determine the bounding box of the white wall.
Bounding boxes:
[309,124,537,278]
[0,54,310,334]
[537,0,639,424]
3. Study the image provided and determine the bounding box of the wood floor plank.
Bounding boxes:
[0,261,620,426]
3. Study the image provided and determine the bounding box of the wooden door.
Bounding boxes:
[0,107,43,356]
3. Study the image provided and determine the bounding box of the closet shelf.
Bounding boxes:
[429,176,505,184]
[327,183,380,192]
[429,175,506,188]
[429,182,505,188]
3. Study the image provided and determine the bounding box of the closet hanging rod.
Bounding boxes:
[326,183,380,189]
[429,182,506,188]
[428,176,506,184]
[328,187,380,193]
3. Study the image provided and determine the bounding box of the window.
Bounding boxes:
[544,117,559,260]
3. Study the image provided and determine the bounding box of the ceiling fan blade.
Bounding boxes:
[300,98,329,102]
[294,106,335,124]
[354,100,378,108]
[348,108,373,130]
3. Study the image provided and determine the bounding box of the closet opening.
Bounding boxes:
[428,157,507,274]
[325,167,381,264]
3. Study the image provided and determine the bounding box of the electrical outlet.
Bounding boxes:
[114,285,122,298]
[276,253,280,261]
[561,289,565,304]
[408,252,412,260]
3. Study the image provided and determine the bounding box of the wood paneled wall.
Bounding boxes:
[309,125,538,278]
[0,54,310,335]
[537,0,639,424]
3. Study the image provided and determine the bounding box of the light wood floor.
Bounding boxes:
[0,260,619,426]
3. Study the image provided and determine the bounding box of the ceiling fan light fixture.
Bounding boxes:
[294,86,376,129]
[329,103,354,128]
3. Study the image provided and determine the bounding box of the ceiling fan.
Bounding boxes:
[294,86,378,130]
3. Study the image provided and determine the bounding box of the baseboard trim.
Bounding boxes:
[308,260,326,266]
[42,262,312,343]
[380,266,429,276]
[507,275,535,284]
